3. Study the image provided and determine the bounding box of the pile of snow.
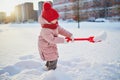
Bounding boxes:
[94,31,107,42]
[39,70,72,80]
[0,72,11,80]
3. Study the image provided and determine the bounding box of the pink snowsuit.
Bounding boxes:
[38,16,72,61]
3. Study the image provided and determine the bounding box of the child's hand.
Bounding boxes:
[65,36,74,43]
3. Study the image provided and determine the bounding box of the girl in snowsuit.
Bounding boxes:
[38,2,73,70]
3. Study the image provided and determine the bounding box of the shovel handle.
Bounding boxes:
[74,36,95,43]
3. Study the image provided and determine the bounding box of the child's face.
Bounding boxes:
[51,19,58,24]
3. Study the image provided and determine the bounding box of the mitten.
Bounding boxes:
[65,36,74,42]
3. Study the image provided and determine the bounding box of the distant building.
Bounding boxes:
[38,1,44,16]
[33,10,38,21]
[22,3,34,22]
[15,4,22,22]
[10,11,16,22]
[53,0,78,20]
[0,12,6,23]
[15,2,36,23]
[80,0,120,21]
[53,0,120,21]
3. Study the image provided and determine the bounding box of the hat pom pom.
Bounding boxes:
[43,2,51,10]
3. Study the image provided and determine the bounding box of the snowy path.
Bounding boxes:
[0,22,120,80]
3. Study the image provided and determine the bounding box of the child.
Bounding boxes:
[38,2,73,70]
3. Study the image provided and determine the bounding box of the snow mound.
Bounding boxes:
[39,70,72,80]
[94,31,107,42]
[0,72,11,80]
[12,69,43,80]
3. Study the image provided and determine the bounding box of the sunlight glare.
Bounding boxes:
[0,0,17,16]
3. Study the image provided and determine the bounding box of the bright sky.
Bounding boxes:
[0,0,53,16]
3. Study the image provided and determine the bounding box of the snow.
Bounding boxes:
[93,31,107,42]
[0,22,120,80]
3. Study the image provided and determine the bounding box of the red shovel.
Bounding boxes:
[66,31,107,43]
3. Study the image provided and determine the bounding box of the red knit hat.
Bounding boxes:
[42,2,59,22]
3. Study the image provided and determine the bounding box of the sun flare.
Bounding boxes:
[5,8,14,16]
[0,0,53,16]
[0,0,16,16]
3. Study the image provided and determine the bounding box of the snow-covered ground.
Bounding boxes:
[0,22,120,80]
